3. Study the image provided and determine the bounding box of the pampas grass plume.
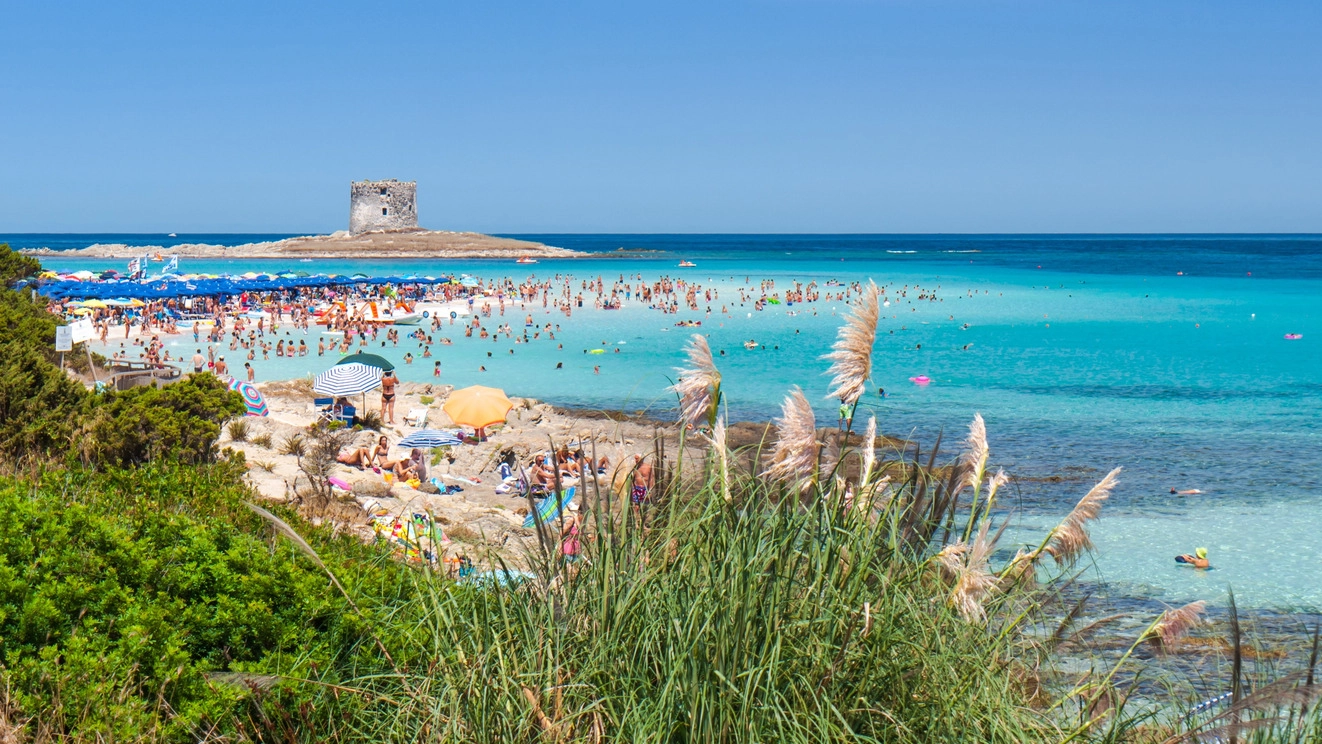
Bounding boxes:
[823,281,880,406]
[1046,467,1121,565]
[671,334,721,429]
[764,387,820,489]
[1154,600,1206,650]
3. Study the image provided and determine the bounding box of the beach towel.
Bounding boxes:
[523,487,577,529]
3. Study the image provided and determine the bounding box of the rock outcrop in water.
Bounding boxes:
[22,230,583,260]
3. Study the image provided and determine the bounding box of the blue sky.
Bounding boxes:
[2,1,1320,233]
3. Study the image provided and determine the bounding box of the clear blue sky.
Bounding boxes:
[3,1,1320,233]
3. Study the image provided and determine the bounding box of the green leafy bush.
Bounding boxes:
[0,460,415,740]
[78,374,247,466]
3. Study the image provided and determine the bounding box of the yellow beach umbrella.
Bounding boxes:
[82,299,109,309]
[442,385,513,430]
[127,299,147,307]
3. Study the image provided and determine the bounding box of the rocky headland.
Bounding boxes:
[22,229,584,260]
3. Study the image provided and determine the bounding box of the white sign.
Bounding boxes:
[55,326,73,352]
[70,318,97,343]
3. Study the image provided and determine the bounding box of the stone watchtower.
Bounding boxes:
[349,179,418,234]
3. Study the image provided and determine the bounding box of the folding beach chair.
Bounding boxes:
[313,397,335,424]
[404,408,429,427]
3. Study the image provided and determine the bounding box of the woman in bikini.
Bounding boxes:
[380,369,399,424]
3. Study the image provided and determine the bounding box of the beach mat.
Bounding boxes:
[523,487,576,529]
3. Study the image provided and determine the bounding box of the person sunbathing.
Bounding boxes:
[336,446,372,469]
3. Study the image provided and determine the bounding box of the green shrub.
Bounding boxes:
[0,460,415,740]
[0,341,86,461]
[0,243,41,285]
[79,374,246,466]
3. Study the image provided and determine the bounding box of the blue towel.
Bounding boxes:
[523,487,576,529]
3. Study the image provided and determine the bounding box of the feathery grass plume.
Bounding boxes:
[706,416,731,502]
[1045,467,1121,565]
[1153,600,1206,650]
[763,387,820,490]
[671,334,721,429]
[860,415,877,487]
[935,541,969,579]
[822,280,880,406]
[962,413,989,491]
[950,521,1001,623]
[984,468,1009,510]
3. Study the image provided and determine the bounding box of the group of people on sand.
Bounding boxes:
[338,435,428,483]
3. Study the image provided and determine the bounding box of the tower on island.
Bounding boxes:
[350,179,418,234]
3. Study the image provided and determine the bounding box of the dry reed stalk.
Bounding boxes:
[1045,467,1121,565]
[1153,600,1206,650]
[860,415,877,487]
[763,387,821,490]
[671,334,721,429]
[823,281,880,406]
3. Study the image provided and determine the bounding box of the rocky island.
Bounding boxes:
[21,229,584,260]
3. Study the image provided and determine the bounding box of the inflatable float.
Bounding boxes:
[909,375,931,385]
[1284,333,1303,340]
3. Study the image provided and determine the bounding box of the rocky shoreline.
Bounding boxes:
[22,229,585,260]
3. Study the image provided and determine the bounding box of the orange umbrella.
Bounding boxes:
[443,385,513,430]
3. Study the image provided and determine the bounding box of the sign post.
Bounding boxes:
[55,325,73,373]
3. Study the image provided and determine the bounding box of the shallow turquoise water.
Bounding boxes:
[29,235,1322,610]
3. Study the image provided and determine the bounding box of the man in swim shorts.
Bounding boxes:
[631,454,654,508]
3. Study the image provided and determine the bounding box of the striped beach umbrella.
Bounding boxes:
[398,429,464,448]
[313,362,383,396]
[227,379,269,417]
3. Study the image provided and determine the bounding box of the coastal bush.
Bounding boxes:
[0,460,417,741]
[0,341,86,462]
[0,243,41,285]
[78,374,246,466]
[251,431,273,449]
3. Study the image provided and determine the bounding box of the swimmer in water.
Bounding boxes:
[1169,488,1205,495]
[1175,547,1210,569]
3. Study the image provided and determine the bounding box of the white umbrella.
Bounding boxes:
[313,362,383,396]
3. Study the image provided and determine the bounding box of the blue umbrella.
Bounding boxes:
[399,429,464,448]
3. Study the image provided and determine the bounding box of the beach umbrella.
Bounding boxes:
[313,362,383,396]
[398,429,464,448]
[82,299,109,309]
[227,379,269,417]
[443,385,513,430]
[336,352,396,371]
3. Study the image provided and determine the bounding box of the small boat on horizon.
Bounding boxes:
[678,260,696,267]
[516,256,538,264]
[167,233,177,237]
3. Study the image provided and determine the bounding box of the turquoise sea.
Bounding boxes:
[14,234,1322,611]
